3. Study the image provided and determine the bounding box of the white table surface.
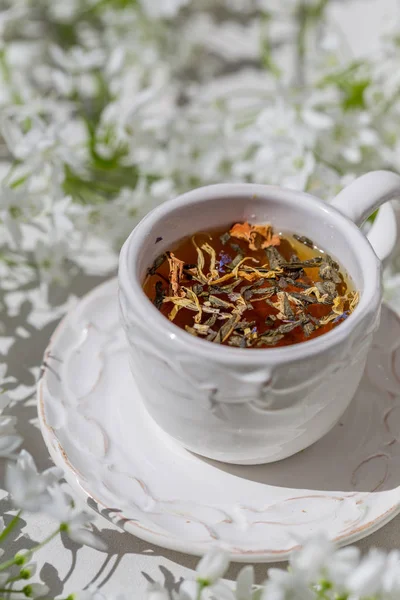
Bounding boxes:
[2,0,400,594]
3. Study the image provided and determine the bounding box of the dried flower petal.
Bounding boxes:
[230,221,281,251]
[167,252,185,296]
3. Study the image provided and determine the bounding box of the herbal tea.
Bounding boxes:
[143,222,359,348]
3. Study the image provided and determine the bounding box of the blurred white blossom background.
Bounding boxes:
[1,0,400,298]
[2,0,400,598]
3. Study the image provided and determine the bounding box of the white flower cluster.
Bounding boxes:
[143,535,400,600]
[0,0,399,292]
[5,449,105,550]
[0,449,105,598]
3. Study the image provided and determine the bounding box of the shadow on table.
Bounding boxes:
[0,269,110,476]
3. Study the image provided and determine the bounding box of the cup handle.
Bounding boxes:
[330,170,399,264]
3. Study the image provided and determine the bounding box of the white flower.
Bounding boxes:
[0,184,44,248]
[139,0,192,19]
[45,486,106,551]
[47,0,81,23]
[100,66,174,146]
[65,515,106,551]
[1,112,86,190]
[150,179,175,199]
[20,562,38,580]
[50,45,105,74]
[5,449,62,512]
[289,533,335,583]
[306,155,344,199]
[48,44,106,98]
[207,582,236,600]
[0,414,22,457]
[75,180,158,250]
[262,569,314,600]
[236,566,254,600]
[174,580,198,600]
[346,548,387,597]
[196,548,230,585]
[381,550,400,596]
[286,534,362,593]
[34,239,69,286]
[231,99,317,190]
[314,106,381,170]
[50,196,75,236]
[325,546,360,590]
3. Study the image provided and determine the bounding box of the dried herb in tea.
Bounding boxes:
[143,222,359,348]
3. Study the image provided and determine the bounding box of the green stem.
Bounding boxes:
[196,581,208,600]
[260,13,281,78]
[295,0,328,85]
[0,49,22,104]
[10,175,29,190]
[0,559,20,574]
[6,576,23,584]
[0,512,22,544]
[0,589,25,594]
[0,527,60,573]
[296,4,307,83]
[0,49,11,85]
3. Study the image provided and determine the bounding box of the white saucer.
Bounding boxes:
[37,279,400,562]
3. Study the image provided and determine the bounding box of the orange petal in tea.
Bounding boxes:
[229,222,252,243]
[230,222,280,251]
[167,252,185,296]
[251,224,281,249]
[143,224,358,349]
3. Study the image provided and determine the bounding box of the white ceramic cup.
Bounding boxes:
[118,171,399,465]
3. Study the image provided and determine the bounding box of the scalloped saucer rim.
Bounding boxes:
[37,279,400,562]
